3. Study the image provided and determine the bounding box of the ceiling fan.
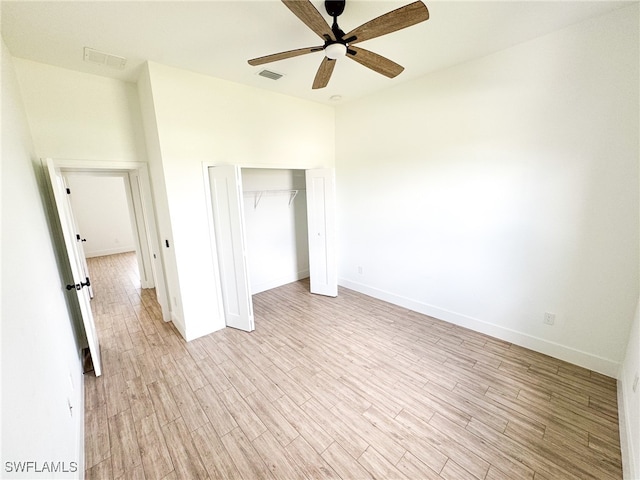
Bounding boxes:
[248,0,429,89]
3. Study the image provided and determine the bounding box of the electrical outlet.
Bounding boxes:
[357,266,363,275]
[543,312,555,325]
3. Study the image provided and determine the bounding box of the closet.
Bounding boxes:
[242,168,309,294]
[208,165,336,332]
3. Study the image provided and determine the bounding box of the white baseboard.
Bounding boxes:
[78,368,85,479]
[171,311,186,339]
[618,370,638,480]
[339,278,620,378]
[251,270,310,295]
[85,247,135,258]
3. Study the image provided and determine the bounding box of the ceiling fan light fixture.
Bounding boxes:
[325,42,346,60]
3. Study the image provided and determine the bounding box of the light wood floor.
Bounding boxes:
[84,252,622,480]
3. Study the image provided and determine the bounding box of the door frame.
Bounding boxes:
[202,162,337,330]
[45,158,170,320]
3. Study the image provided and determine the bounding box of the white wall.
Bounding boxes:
[1,40,83,478]
[12,58,169,315]
[138,62,334,340]
[242,168,309,294]
[65,174,136,258]
[13,58,147,162]
[336,5,639,377]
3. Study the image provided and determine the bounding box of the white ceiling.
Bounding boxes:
[1,0,633,105]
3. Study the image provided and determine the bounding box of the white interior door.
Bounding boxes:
[46,159,102,376]
[306,168,338,297]
[208,166,255,332]
[62,175,94,298]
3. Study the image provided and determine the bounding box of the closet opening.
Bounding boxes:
[242,168,310,295]
[208,165,337,333]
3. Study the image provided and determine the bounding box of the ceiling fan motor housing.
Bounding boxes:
[325,1,345,17]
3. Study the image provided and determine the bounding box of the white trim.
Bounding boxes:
[48,158,147,171]
[171,311,186,338]
[78,372,85,478]
[339,278,621,378]
[618,379,637,480]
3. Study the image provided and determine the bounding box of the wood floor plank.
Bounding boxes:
[271,394,334,454]
[161,417,208,479]
[357,446,409,479]
[362,405,448,474]
[285,435,341,480]
[429,411,534,479]
[396,452,442,480]
[86,458,112,480]
[108,409,142,478]
[147,379,180,427]
[396,409,490,479]
[218,386,267,441]
[321,442,375,480]
[330,401,407,465]
[85,374,106,411]
[191,422,242,480]
[126,376,155,424]
[220,427,275,480]
[194,384,238,437]
[219,360,258,398]
[170,382,209,432]
[103,372,130,418]
[252,430,308,479]
[135,413,174,480]
[198,359,233,394]
[244,390,299,447]
[85,405,110,469]
[301,397,370,460]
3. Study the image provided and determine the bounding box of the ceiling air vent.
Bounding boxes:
[258,69,284,81]
[83,47,127,70]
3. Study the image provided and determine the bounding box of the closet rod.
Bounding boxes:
[243,189,303,208]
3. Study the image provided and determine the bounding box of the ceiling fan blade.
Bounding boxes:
[344,1,429,45]
[346,46,404,78]
[248,46,323,66]
[312,57,336,89]
[282,0,334,41]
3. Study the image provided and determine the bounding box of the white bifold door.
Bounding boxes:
[46,159,102,376]
[209,166,255,332]
[305,168,338,297]
[208,166,337,332]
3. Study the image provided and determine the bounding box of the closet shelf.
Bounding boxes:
[243,189,304,208]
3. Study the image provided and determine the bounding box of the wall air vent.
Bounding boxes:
[258,69,284,81]
[83,47,127,70]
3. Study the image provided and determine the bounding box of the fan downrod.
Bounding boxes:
[325,0,347,41]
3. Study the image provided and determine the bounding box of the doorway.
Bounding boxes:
[45,158,168,375]
[64,172,151,292]
[207,165,337,333]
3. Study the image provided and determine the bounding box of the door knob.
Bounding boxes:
[66,277,91,291]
